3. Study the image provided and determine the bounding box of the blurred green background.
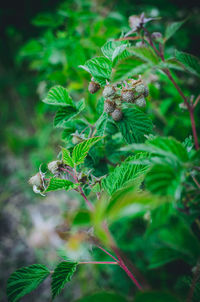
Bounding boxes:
[0,0,199,301]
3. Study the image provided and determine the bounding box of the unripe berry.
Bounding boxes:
[88,81,100,94]
[104,99,116,113]
[48,160,62,174]
[135,84,145,94]
[103,85,116,99]
[111,108,123,121]
[135,96,146,107]
[121,90,135,103]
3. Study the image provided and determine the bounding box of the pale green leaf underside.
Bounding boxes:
[51,261,77,299]
[43,85,73,106]
[101,40,129,63]
[72,136,103,166]
[7,264,50,302]
[129,46,160,65]
[46,178,78,192]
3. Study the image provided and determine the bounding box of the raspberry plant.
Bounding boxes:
[7,14,200,302]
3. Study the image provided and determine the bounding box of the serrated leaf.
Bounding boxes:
[145,164,182,198]
[101,40,130,63]
[7,264,50,302]
[175,50,200,76]
[72,137,103,166]
[43,85,74,106]
[158,58,185,71]
[149,247,181,269]
[46,178,78,192]
[54,99,85,128]
[113,57,149,82]
[165,19,186,41]
[103,153,148,195]
[129,46,159,65]
[51,261,77,299]
[117,107,153,144]
[62,148,74,167]
[95,112,108,136]
[80,57,112,86]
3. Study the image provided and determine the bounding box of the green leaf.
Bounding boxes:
[101,40,129,63]
[165,19,186,41]
[46,178,78,192]
[113,57,149,82]
[103,153,148,195]
[75,292,128,302]
[134,291,180,302]
[145,164,182,198]
[149,247,181,269]
[62,148,74,167]
[72,136,103,166]
[129,46,159,65]
[43,85,74,106]
[51,261,77,299]
[117,107,153,144]
[80,57,112,86]
[158,58,185,72]
[54,99,85,128]
[95,112,108,136]
[175,50,200,76]
[7,264,50,302]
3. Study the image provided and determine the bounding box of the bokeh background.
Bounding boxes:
[0,0,200,301]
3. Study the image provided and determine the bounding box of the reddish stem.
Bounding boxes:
[79,261,118,265]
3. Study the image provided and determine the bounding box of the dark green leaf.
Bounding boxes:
[46,178,78,192]
[175,50,200,76]
[95,112,108,136]
[165,19,186,41]
[7,264,50,302]
[51,261,77,299]
[75,292,128,302]
[43,86,74,106]
[134,291,180,302]
[117,107,153,144]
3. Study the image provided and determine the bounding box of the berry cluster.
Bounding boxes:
[88,77,149,122]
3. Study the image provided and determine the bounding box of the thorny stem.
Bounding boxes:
[144,27,199,150]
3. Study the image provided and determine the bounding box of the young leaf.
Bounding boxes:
[103,153,149,195]
[43,85,74,106]
[51,261,77,299]
[95,112,108,136]
[62,148,74,167]
[165,19,186,41]
[46,178,78,192]
[7,264,50,302]
[149,247,181,269]
[175,50,200,77]
[72,136,103,166]
[101,40,129,63]
[80,57,112,86]
[117,107,153,144]
[54,99,85,128]
[129,46,159,65]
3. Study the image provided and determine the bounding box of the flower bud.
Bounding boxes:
[88,81,100,94]
[121,89,135,103]
[111,108,123,121]
[103,85,116,99]
[135,96,146,107]
[48,160,62,174]
[104,99,116,113]
[29,173,42,187]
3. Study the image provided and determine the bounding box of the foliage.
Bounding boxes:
[3,1,200,302]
